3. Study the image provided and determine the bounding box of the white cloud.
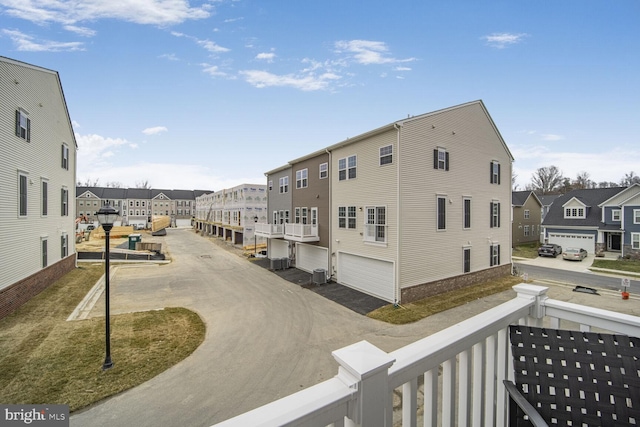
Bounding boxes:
[2,29,84,52]
[395,66,411,71]
[159,53,179,61]
[541,134,564,141]
[63,25,96,37]
[76,133,135,170]
[142,126,168,135]
[240,70,340,91]
[2,0,211,26]
[201,64,230,78]
[335,40,416,65]
[482,33,528,49]
[255,52,275,62]
[172,31,230,54]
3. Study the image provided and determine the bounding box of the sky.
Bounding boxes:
[1,0,639,191]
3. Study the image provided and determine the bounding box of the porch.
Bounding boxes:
[284,223,319,242]
[255,222,285,238]
[213,284,640,427]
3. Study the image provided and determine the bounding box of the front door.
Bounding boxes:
[311,207,318,235]
[608,233,622,251]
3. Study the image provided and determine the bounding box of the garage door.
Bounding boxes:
[337,252,395,302]
[296,243,328,273]
[548,233,595,254]
[176,219,192,227]
[270,239,289,259]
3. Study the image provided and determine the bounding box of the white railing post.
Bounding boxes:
[332,341,396,427]
[513,284,548,325]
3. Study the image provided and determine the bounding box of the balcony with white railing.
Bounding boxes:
[284,222,319,242]
[254,222,285,239]
[213,283,640,427]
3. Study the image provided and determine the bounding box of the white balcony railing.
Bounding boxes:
[254,222,285,238]
[284,223,319,242]
[213,284,640,427]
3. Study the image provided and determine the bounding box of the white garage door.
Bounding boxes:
[270,239,289,259]
[176,219,192,227]
[296,243,328,273]
[337,252,395,302]
[548,233,595,254]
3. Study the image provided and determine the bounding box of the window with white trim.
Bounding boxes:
[524,225,530,236]
[437,196,447,230]
[61,187,69,216]
[380,145,392,165]
[296,168,308,189]
[61,143,69,170]
[524,209,530,219]
[61,234,68,258]
[295,207,308,224]
[268,180,273,191]
[433,148,449,170]
[19,172,28,217]
[632,233,640,250]
[364,206,386,243]
[490,201,501,228]
[612,209,621,222]
[463,197,471,229]
[338,155,357,181]
[41,179,48,216]
[564,207,585,219]
[490,161,500,184]
[16,109,31,142]
[338,206,357,229]
[279,176,289,193]
[490,244,500,266]
[319,163,328,179]
[634,209,640,224]
[41,237,48,268]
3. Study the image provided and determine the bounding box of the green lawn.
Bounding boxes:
[512,242,540,259]
[592,259,640,274]
[0,264,205,412]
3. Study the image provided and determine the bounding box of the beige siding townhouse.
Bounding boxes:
[330,100,513,303]
[512,191,543,247]
[0,56,77,318]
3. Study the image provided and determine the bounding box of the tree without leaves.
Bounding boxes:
[135,180,151,189]
[104,181,123,188]
[530,166,564,194]
[572,171,595,190]
[619,171,640,187]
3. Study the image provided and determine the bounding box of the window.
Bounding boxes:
[524,209,530,220]
[364,206,386,243]
[463,198,471,229]
[490,161,500,184]
[61,144,69,170]
[380,145,392,165]
[463,247,471,273]
[319,163,328,179]
[129,201,134,207]
[490,202,501,228]
[524,225,530,236]
[19,172,28,217]
[634,210,640,224]
[41,179,48,216]
[433,148,449,170]
[437,196,446,230]
[338,206,357,229]
[41,238,48,268]
[338,155,357,181]
[294,207,308,224]
[15,109,31,142]
[268,180,273,191]
[129,210,133,215]
[61,188,68,216]
[632,233,640,250]
[279,176,289,193]
[564,207,585,218]
[612,210,621,222]
[296,168,308,189]
[61,234,68,258]
[490,244,501,266]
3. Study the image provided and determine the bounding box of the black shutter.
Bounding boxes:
[497,203,501,227]
[15,110,20,137]
[445,152,450,171]
[61,188,65,215]
[497,245,501,265]
[62,145,65,168]
[490,162,494,183]
[26,118,31,142]
[433,149,438,169]
[497,163,501,184]
[490,246,493,266]
[490,202,493,228]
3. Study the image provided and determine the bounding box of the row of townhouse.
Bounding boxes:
[257,100,514,304]
[0,56,78,318]
[76,187,210,228]
[194,184,268,248]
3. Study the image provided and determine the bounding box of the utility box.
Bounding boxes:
[270,258,283,270]
[313,269,327,285]
[128,234,142,250]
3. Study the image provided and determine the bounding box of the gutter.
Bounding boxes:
[394,122,401,305]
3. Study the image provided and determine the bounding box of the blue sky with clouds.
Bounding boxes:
[2,0,638,190]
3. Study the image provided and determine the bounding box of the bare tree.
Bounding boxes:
[105,181,123,188]
[79,177,100,187]
[530,166,564,194]
[598,181,618,188]
[619,171,640,187]
[512,173,519,190]
[135,179,151,189]
[572,171,595,190]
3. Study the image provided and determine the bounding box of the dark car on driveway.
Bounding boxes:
[538,244,562,257]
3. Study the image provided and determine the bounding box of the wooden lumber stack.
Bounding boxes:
[151,215,171,232]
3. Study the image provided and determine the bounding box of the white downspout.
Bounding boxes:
[394,123,401,306]
[326,148,333,281]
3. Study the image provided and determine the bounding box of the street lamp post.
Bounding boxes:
[253,216,259,256]
[97,204,119,371]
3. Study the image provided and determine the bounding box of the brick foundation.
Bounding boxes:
[0,255,77,320]
[400,264,512,304]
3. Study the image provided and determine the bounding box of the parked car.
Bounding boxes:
[538,244,562,257]
[562,247,588,261]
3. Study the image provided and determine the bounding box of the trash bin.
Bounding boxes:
[128,233,141,250]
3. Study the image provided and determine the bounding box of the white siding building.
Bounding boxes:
[0,56,77,318]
